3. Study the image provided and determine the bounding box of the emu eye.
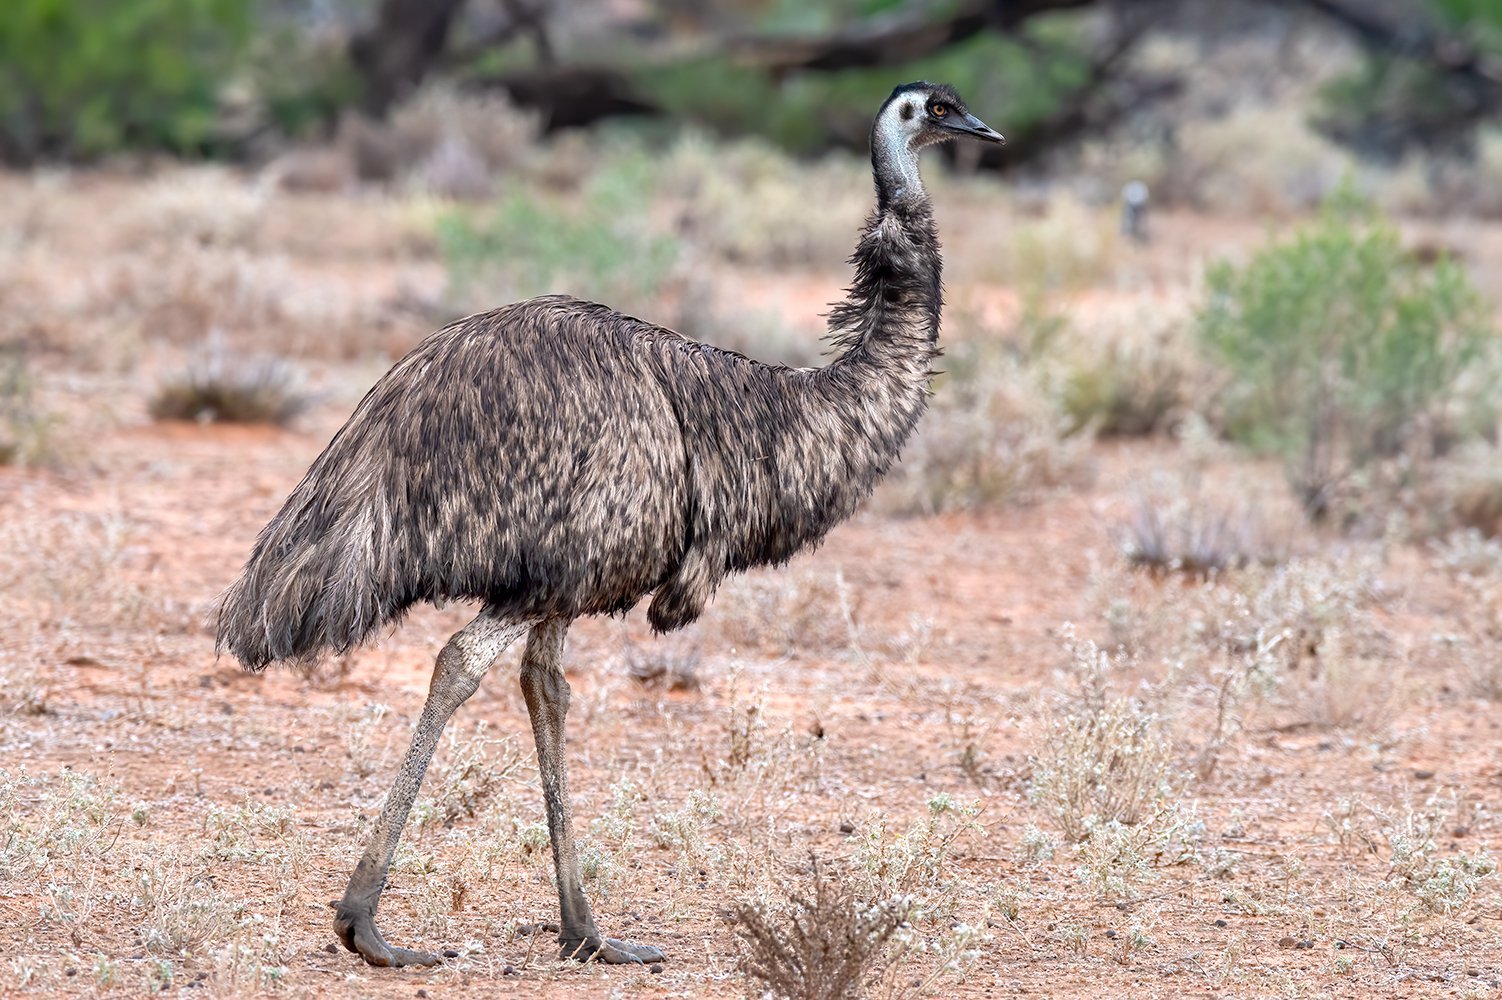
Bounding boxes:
[928,101,949,118]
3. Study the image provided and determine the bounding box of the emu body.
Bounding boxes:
[217,81,1002,968]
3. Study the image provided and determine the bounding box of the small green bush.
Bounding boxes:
[0,0,253,162]
[1197,196,1497,519]
[437,152,679,317]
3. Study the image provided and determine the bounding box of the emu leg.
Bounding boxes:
[519,619,665,965]
[334,611,530,967]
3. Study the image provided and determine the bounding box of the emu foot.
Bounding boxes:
[559,935,666,965]
[332,899,440,968]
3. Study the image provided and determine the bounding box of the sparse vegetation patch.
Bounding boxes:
[1197,194,1497,521]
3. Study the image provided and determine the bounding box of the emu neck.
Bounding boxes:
[872,116,923,211]
[813,159,943,483]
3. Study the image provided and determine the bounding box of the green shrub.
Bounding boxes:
[437,152,679,317]
[1197,196,1497,519]
[0,0,253,162]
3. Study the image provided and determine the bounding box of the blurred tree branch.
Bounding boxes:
[350,0,470,115]
[726,0,1104,73]
[1285,0,1501,86]
[351,0,1502,168]
[1277,0,1502,154]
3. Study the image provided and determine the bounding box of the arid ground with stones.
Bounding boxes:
[3,2,1502,997]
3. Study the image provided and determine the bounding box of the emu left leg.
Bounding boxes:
[334,610,531,967]
[520,619,665,965]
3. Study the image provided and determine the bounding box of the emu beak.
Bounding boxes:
[949,112,1005,145]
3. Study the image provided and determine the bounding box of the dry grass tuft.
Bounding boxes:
[623,636,703,692]
[0,342,58,466]
[0,508,168,631]
[735,860,909,1000]
[1425,535,1502,699]
[1118,489,1275,577]
[93,247,384,358]
[149,344,308,426]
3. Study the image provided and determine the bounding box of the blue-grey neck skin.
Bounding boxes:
[871,99,924,210]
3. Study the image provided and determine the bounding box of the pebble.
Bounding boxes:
[1213,919,1227,928]
[442,949,459,959]
[650,963,665,975]
[324,943,338,954]
[417,991,428,998]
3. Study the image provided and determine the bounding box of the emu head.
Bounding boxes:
[876,81,1004,153]
[870,82,1003,205]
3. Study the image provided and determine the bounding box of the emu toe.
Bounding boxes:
[333,900,440,968]
[561,936,666,965]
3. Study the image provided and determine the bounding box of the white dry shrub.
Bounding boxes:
[879,354,1086,515]
[1378,127,1502,218]
[134,856,243,957]
[1172,107,1352,215]
[1006,194,1121,292]
[0,509,158,629]
[714,568,849,655]
[662,134,869,268]
[95,247,373,349]
[121,167,267,250]
[386,84,542,198]
[1232,555,1397,731]
[847,794,983,919]
[1030,628,1176,842]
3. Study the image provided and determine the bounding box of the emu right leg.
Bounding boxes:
[333,611,530,967]
[520,618,665,965]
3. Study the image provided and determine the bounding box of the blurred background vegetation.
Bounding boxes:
[3,0,1501,172]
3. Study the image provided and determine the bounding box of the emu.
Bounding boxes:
[217,81,1002,969]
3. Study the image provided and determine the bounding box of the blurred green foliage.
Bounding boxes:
[1316,0,1502,158]
[0,0,253,161]
[1198,192,1496,519]
[250,26,361,139]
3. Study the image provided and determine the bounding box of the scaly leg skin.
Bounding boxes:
[520,619,667,966]
[333,611,532,967]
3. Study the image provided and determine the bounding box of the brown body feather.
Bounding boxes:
[217,153,943,672]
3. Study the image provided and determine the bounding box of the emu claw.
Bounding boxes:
[332,899,440,968]
[560,935,666,964]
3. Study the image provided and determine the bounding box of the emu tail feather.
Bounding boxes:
[216,490,398,671]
